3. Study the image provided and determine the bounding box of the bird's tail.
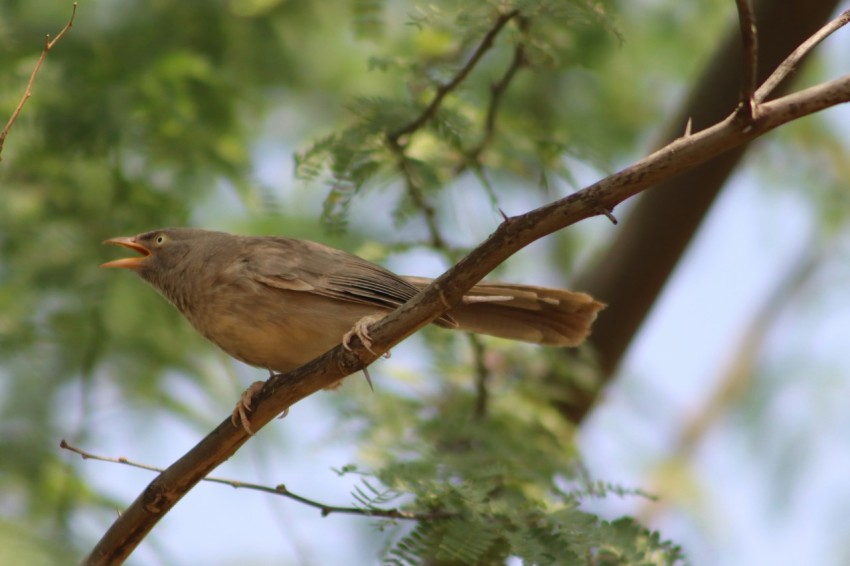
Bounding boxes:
[403,276,605,347]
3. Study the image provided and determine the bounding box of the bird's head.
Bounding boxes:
[101,228,232,306]
[101,229,195,272]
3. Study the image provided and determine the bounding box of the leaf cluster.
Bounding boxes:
[295,0,625,232]
[334,341,682,564]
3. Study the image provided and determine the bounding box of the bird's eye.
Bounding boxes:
[154,233,168,246]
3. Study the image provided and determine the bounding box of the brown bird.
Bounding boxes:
[102,228,604,432]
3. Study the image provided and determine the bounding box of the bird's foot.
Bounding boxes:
[342,314,381,355]
[342,315,389,391]
[343,314,391,359]
[232,381,264,435]
[231,381,290,435]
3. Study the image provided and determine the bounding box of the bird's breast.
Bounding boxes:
[183,280,386,373]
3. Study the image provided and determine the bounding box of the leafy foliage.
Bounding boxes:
[295,0,624,232]
[330,341,682,564]
[378,489,684,565]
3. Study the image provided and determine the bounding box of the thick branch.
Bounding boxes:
[83,68,850,564]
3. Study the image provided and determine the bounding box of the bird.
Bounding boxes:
[102,228,604,432]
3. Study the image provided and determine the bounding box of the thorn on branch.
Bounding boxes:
[362,367,374,392]
[598,207,618,225]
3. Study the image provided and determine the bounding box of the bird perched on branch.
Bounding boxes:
[102,228,604,432]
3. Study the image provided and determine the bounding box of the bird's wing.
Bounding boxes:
[244,237,456,325]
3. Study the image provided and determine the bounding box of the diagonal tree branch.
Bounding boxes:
[83,48,850,561]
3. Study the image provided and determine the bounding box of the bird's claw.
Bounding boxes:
[342,315,390,391]
[232,380,290,434]
[343,314,386,357]
[231,381,265,435]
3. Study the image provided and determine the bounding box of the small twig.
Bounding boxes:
[734,0,758,120]
[466,40,527,164]
[484,42,526,139]
[60,439,449,521]
[0,3,78,160]
[388,9,520,144]
[387,141,447,249]
[386,9,522,249]
[469,335,490,420]
[755,8,850,103]
[468,162,500,206]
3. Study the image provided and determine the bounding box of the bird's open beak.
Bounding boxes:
[101,236,151,269]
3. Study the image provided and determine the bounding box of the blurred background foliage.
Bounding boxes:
[1,0,849,564]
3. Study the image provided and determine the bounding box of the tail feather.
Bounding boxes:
[403,277,605,347]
